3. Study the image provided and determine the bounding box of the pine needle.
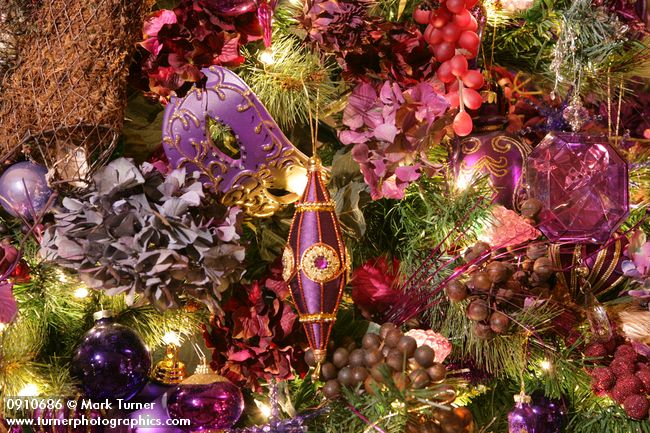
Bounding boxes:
[238,34,345,130]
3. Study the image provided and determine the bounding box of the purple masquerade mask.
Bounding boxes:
[162,66,308,217]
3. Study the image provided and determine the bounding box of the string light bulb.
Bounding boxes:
[258,402,272,419]
[162,331,181,347]
[73,287,89,298]
[540,359,553,371]
[455,170,474,191]
[18,383,40,396]
[259,49,275,65]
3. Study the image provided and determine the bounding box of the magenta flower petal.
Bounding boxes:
[395,164,421,182]
[143,10,177,37]
[351,142,370,162]
[380,176,406,199]
[340,130,371,145]
[374,123,398,143]
[0,281,17,324]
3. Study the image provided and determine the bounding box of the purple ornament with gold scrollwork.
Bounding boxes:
[282,157,349,372]
[451,123,531,210]
[162,66,308,218]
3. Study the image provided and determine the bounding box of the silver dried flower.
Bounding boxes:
[40,158,246,312]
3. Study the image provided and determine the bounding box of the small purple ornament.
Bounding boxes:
[163,367,244,431]
[256,0,277,48]
[0,162,52,219]
[452,127,531,210]
[530,391,567,433]
[162,66,307,218]
[526,132,629,243]
[130,395,184,433]
[72,310,151,401]
[508,393,539,433]
[210,0,256,16]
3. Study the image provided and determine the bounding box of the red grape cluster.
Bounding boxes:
[586,340,650,420]
[413,0,484,137]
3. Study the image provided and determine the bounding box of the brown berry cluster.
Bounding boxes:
[445,239,557,339]
[586,340,650,420]
[405,407,474,433]
[309,323,447,398]
[306,324,474,432]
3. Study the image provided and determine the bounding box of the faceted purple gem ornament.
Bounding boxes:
[526,132,629,243]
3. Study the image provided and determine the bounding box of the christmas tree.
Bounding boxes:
[0,0,649,432]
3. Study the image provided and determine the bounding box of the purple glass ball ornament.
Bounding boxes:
[72,310,151,401]
[508,393,539,433]
[209,0,256,16]
[0,161,52,219]
[130,395,184,433]
[163,366,244,432]
[526,132,629,243]
[530,391,567,433]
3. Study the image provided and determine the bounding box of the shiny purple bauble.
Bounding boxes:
[452,128,530,210]
[164,378,244,431]
[130,395,184,433]
[531,391,567,433]
[508,401,539,433]
[72,312,151,401]
[208,0,256,16]
[131,381,174,405]
[0,162,52,219]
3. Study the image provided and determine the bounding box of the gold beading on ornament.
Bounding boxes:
[295,201,335,212]
[282,245,295,282]
[300,243,341,283]
[299,313,337,323]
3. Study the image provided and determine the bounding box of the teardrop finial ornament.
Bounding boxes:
[283,156,349,370]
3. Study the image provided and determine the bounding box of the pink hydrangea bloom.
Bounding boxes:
[481,205,540,248]
[405,329,452,363]
[339,81,449,200]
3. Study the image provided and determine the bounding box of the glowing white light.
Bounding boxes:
[162,331,181,347]
[259,403,272,419]
[540,359,552,371]
[73,287,89,298]
[259,49,275,65]
[56,269,68,283]
[455,171,474,191]
[18,383,40,397]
